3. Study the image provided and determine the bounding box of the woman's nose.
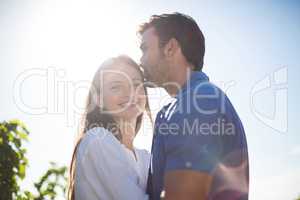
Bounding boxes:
[122,85,135,100]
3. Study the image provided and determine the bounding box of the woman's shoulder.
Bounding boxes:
[84,126,111,139]
[80,127,111,146]
[77,127,120,159]
[77,127,131,168]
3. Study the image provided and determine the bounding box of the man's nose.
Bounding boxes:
[140,55,145,67]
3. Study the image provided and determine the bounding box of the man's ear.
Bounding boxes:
[163,38,180,58]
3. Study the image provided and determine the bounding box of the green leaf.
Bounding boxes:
[19,164,26,179]
[18,132,28,141]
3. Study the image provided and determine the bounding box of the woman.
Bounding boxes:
[68,55,153,200]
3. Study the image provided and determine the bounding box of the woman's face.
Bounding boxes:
[100,63,146,121]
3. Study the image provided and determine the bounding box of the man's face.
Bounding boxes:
[140,27,168,87]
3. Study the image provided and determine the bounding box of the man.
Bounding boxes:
[138,13,249,200]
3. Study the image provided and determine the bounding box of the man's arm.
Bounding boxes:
[164,170,212,200]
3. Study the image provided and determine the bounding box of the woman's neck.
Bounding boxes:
[116,118,136,151]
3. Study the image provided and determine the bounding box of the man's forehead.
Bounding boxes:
[141,27,157,43]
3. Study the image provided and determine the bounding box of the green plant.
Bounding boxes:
[0,120,68,200]
[0,120,29,200]
[32,162,67,200]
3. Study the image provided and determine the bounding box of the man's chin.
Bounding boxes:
[142,72,161,88]
[144,80,158,88]
[144,78,159,88]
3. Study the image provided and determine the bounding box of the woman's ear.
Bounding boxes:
[163,38,180,58]
[99,104,104,111]
[95,89,105,110]
[97,98,104,110]
[91,92,103,110]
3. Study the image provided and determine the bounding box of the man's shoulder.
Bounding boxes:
[187,81,225,101]
[177,80,233,115]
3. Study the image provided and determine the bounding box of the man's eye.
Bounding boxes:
[141,47,147,52]
[133,82,143,88]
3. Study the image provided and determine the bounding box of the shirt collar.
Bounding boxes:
[174,71,209,99]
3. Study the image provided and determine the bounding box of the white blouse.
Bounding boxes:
[74,127,150,200]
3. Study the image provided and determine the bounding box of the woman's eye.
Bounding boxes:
[111,85,121,91]
[133,82,143,88]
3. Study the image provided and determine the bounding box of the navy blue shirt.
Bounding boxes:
[147,71,249,200]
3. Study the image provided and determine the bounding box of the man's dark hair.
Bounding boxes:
[138,12,205,71]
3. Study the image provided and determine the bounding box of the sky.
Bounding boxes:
[1,0,300,199]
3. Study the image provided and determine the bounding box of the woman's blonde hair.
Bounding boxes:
[67,55,153,200]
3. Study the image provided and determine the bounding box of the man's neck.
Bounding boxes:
[164,67,192,97]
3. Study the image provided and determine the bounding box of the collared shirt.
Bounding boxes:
[147,71,249,200]
[75,127,150,200]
